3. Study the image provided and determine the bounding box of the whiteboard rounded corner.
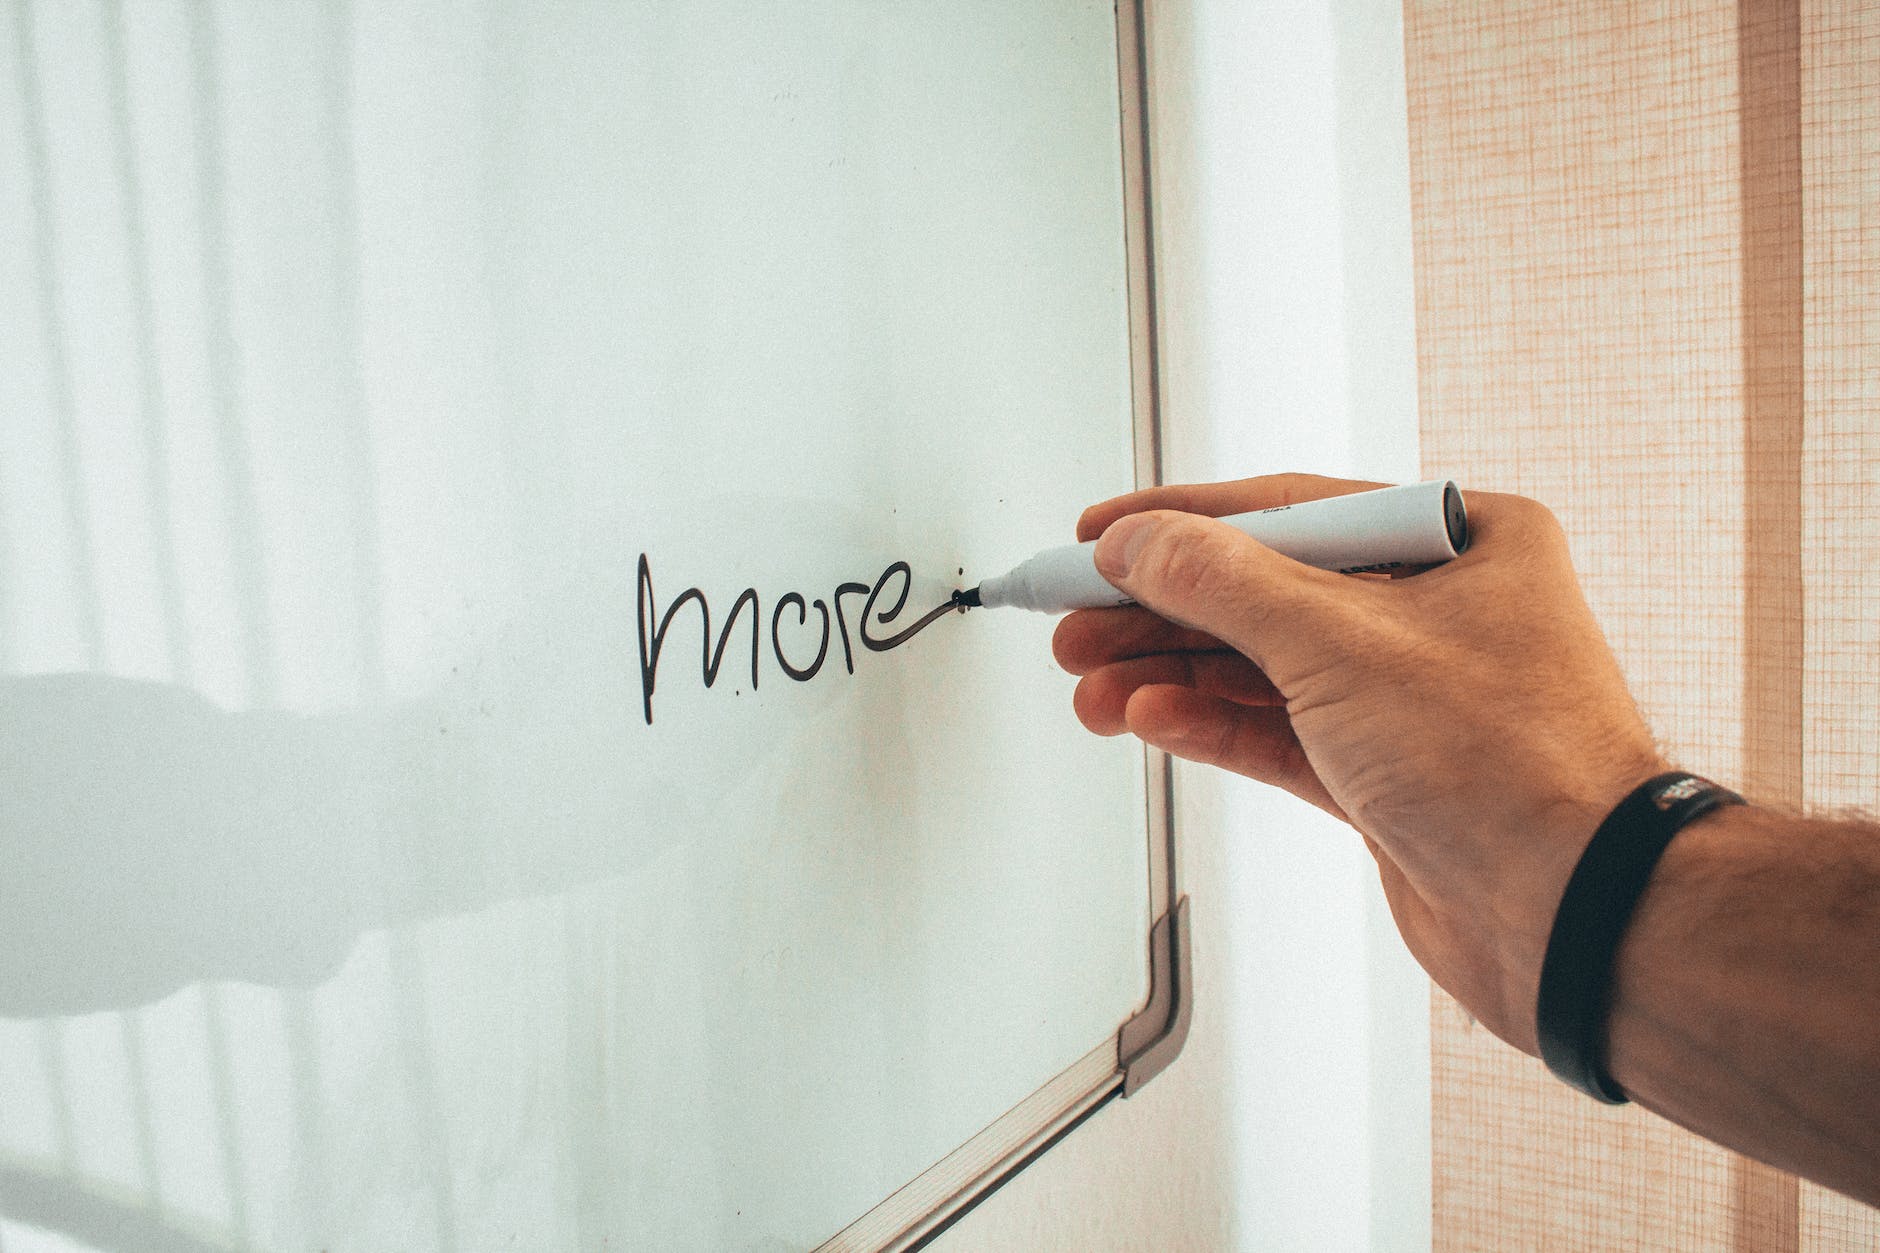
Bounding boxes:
[1116,894,1192,1098]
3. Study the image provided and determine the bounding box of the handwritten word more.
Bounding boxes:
[635,555,961,724]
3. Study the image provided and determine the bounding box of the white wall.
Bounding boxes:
[946,0,1430,1248]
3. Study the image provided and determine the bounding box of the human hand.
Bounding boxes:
[1054,473,1669,1052]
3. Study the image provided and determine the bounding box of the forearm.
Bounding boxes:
[1605,803,1880,1206]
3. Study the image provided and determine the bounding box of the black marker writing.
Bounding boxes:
[858,562,958,650]
[636,555,959,724]
[770,593,831,681]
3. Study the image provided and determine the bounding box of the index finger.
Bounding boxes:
[1076,472,1393,542]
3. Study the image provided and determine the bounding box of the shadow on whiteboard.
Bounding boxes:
[0,543,963,1019]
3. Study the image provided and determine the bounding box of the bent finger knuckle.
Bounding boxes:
[1490,491,1562,535]
[1140,521,1247,607]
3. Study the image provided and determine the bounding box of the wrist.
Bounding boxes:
[1489,758,1674,1053]
[1534,771,1746,1101]
[1597,802,1880,1201]
[1599,797,1756,1097]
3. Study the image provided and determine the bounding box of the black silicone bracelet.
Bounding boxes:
[1536,771,1745,1104]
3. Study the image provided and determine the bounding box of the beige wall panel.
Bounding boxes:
[1800,0,1880,1245]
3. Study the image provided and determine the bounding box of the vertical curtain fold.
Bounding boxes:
[1736,2,1804,1242]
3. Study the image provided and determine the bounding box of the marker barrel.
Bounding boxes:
[976,480,1468,613]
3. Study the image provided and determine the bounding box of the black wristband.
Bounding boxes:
[1536,771,1745,1104]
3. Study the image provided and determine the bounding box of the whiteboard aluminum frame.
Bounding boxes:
[817,1,1186,1246]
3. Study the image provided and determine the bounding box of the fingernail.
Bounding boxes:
[1096,514,1159,579]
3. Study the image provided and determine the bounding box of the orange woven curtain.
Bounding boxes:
[1405,0,1879,1246]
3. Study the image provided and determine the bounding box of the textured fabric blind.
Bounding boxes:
[1404,0,1880,1246]
[1799,5,1880,1241]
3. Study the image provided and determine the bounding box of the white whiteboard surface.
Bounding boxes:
[0,1,1172,1249]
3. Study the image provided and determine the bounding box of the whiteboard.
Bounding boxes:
[0,1,1184,1249]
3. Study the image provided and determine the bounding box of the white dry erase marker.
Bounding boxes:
[954,480,1469,613]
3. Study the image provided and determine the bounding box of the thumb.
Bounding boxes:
[1093,510,1348,678]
